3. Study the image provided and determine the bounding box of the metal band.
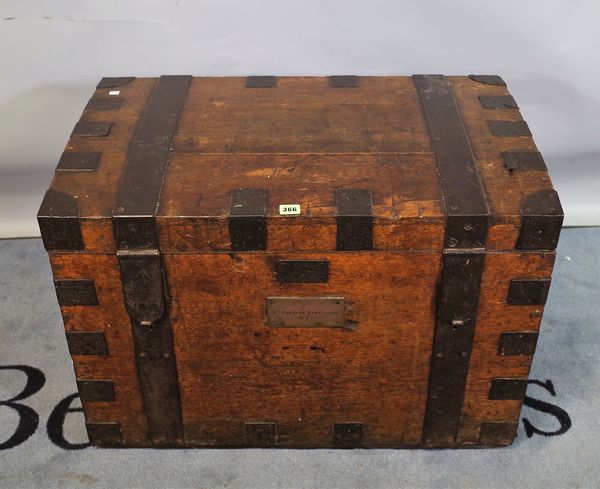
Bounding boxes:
[54,279,98,306]
[498,332,538,356]
[422,251,485,447]
[277,260,329,283]
[229,189,268,251]
[66,331,108,356]
[329,75,359,88]
[72,121,112,137]
[415,75,489,447]
[333,423,364,448]
[38,190,84,251]
[502,151,547,171]
[479,95,518,110]
[56,152,101,172]
[77,380,115,402]
[479,422,518,446]
[413,75,489,249]
[85,97,123,111]
[97,77,135,89]
[507,279,551,305]
[517,189,563,250]
[468,75,506,86]
[118,252,166,324]
[488,378,528,400]
[335,189,373,251]
[117,252,183,443]
[86,422,122,446]
[489,120,531,137]
[112,75,190,446]
[113,75,191,249]
[245,422,277,446]
[246,76,277,88]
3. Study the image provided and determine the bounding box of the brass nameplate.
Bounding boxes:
[266,297,346,328]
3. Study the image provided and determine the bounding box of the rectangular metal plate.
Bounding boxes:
[489,120,531,137]
[54,279,98,306]
[71,121,112,137]
[507,279,551,305]
[498,331,538,356]
[329,75,359,88]
[77,380,115,402]
[502,151,547,171]
[277,260,329,283]
[488,378,528,400]
[56,152,101,172]
[66,331,108,356]
[266,297,346,328]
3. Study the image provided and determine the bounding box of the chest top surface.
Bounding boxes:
[38,75,562,253]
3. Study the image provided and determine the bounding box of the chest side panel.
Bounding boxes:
[49,253,150,446]
[457,251,556,444]
[164,251,441,447]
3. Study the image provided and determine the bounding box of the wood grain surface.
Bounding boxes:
[50,253,149,446]
[448,76,557,250]
[457,251,556,443]
[164,251,441,446]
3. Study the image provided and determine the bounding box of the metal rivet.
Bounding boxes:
[448,237,458,248]
[451,319,464,328]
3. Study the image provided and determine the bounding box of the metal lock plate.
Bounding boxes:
[266,297,346,328]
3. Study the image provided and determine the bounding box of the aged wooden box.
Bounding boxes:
[38,74,562,448]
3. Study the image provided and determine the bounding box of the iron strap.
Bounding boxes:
[413,75,489,249]
[414,75,490,447]
[112,75,191,446]
[113,75,191,249]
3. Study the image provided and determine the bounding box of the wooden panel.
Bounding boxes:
[164,252,441,447]
[158,152,444,251]
[173,77,433,154]
[159,153,442,219]
[46,78,156,223]
[448,76,557,249]
[50,253,149,446]
[457,251,555,444]
[157,217,445,253]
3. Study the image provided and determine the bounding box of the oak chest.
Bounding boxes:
[38,75,563,448]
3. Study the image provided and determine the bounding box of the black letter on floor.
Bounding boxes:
[522,379,572,438]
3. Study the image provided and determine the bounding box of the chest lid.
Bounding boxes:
[38,75,562,254]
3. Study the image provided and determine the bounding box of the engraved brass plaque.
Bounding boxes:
[266,297,346,328]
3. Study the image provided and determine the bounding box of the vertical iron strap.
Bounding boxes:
[422,251,485,447]
[414,75,489,447]
[112,75,191,446]
[113,75,191,249]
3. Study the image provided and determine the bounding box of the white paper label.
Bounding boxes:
[108,90,120,96]
[279,204,301,215]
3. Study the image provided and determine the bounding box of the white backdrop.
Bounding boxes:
[1,0,598,237]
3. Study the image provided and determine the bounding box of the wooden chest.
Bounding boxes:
[38,75,562,448]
